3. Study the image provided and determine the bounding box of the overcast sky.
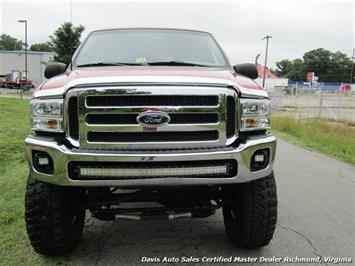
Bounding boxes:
[0,0,353,67]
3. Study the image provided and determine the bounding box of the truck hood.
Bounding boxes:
[33,66,267,98]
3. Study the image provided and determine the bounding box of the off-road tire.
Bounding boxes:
[222,172,277,249]
[25,175,86,256]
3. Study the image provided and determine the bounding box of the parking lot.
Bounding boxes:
[0,88,16,94]
[61,139,354,265]
[270,92,355,123]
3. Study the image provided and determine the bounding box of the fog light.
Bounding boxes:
[38,157,49,166]
[251,149,270,171]
[254,154,265,162]
[33,151,53,174]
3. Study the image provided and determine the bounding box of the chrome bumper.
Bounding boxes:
[25,134,276,187]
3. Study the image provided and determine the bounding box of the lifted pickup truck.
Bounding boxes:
[25,28,277,256]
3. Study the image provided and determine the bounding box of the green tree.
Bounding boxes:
[275,59,306,81]
[276,48,352,82]
[49,22,85,64]
[303,48,333,82]
[287,59,306,81]
[0,34,23,50]
[328,51,352,82]
[275,59,293,77]
[30,41,53,52]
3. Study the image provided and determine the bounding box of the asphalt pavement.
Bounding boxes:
[67,139,354,265]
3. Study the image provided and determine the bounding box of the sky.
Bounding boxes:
[0,0,354,68]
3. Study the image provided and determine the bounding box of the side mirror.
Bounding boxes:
[44,62,67,79]
[233,63,259,80]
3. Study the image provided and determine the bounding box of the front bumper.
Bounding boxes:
[25,134,276,187]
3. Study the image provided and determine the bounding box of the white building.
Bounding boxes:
[255,77,289,92]
[255,64,288,92]
[0,50,54,86]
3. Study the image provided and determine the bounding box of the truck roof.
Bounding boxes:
[89,28,213,35]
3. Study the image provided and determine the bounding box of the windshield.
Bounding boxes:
[74,29,229,67]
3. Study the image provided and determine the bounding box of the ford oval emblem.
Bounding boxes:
[137,111,170,128]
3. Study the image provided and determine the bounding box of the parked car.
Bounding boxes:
[15,79,35,90]
[0,77,6,87]
[335,84,351,94]
[0,78,34,89]
[2,79,17,89]
[24,28,277,256]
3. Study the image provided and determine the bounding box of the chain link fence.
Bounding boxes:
[269,83,355,124]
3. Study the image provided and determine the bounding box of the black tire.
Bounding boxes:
[25,175,86,256]
[222,172,277,249]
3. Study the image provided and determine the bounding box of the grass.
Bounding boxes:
[0,98,70,266]
[271,116,355,164]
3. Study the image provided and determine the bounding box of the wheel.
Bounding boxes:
[222,172,277,249]
[25,175,86,256]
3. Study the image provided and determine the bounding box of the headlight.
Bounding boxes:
[240,99,271,131]
[31,99,63,132]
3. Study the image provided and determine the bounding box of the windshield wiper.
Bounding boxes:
[77,61,214,67]
[77,62,143,67]
[147,61,213,67]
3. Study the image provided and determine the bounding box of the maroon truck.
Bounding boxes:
[25,28,277,256]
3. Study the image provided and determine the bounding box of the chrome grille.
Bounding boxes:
[65,85,237,149]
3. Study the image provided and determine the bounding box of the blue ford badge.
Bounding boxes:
[137,111,170,127]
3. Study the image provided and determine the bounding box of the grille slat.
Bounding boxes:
[86,95,219,107]
[68,97,79,140]
[86,113,219,125]
[87,131,218,142]
[226,96,236,138]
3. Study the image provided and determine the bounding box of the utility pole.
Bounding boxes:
[70,0,73,22]
[262,35,272,87]
[19,72,22,100]
[18,19,27,99]
[350,48,355,84]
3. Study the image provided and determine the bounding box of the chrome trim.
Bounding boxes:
[33,78,269,99]
[25,134,276,187]
[64,85,238,149]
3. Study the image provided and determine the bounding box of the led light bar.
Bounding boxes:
[68,160,238,180]
[79,165,228,178]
